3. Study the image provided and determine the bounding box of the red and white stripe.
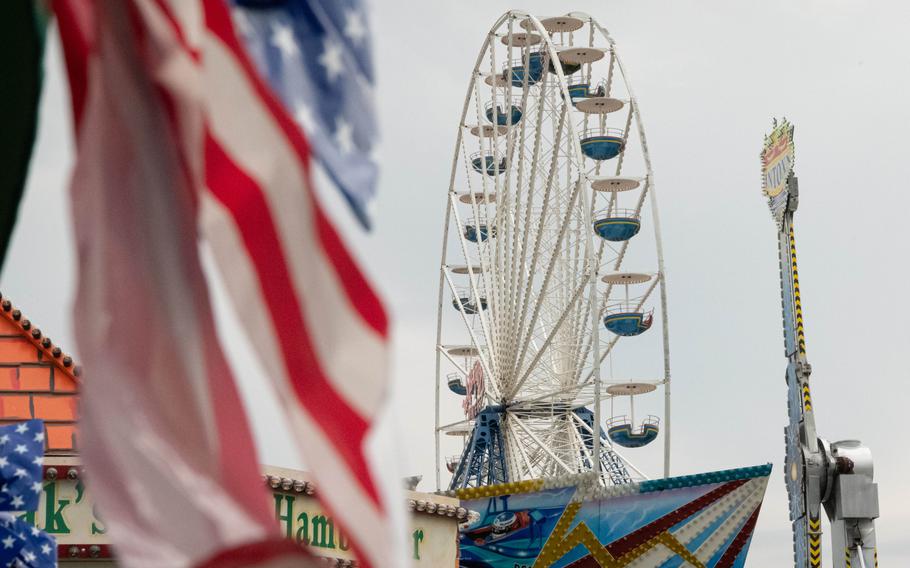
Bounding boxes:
[56,1,397,566]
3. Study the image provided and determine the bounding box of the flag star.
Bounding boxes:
[30,482,41,494]
[29,527,38,537]
[231,8,253,37]
[13,445,26,455]
[1,536,13,549]
[0,435,10,445]
[14,424,27,435]
[343,9,368,44]
[13,468,27,478]
[31,457,41,467]
[334,119,355,155]
[40,543,50,555]
[1,484,8,494]
[318,38,345,82]
[270,22,299,61]
[294,102,317,133]
[10,496,24,509]
[0,458,8,469]
[22,551,35,563]
[33,432,44,443]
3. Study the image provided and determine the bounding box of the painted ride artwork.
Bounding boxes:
[457,466,771,567]
[436,11,771,567]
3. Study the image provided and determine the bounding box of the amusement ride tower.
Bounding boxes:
[762,120,880,568]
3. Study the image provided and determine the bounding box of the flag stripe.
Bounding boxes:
[150,0,387,420]
[202,35,387,418]
[204,134,380,506]
[54,0,93,128]
[202,0,387,334]
[198,194,389,566]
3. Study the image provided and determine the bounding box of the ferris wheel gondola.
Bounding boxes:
[435,11,672,490]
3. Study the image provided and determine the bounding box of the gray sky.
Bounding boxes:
[3,0,908,564]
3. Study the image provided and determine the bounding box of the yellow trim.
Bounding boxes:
[802,384,813,412]
[454,478,545,500]
[789,227,807,356]
[532,501,707,568]
[808,516,822,567]
[594,219,640,226]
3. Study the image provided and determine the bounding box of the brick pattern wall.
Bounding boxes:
[0,300,79,454]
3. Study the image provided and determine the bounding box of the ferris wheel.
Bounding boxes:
[435,11,671,490]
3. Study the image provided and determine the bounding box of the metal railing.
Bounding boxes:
[603,305,654,317]
[581,127,625,140]
[594,207,641,220]
[607,414,660,432]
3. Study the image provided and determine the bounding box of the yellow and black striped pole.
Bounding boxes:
[788,225,815,416]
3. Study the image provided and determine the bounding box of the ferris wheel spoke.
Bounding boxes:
[510,182,588,393]
[507,108,567,378]
[510,107,568,371]
[510,280,588,398]
[505,80,548,370]
[510,413,577,476]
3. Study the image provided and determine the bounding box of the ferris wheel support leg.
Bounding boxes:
[647,174,672,478]
[434,191,456,492]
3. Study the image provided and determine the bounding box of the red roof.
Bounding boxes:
[0,292,79,454]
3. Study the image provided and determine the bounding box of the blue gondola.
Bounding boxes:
[603,311,652,336]
[607,419,660,448]
[593,216,641,242]
[580,128,625,160]
[568,83,590,103]
[448,376,467,395]
[464,224,495,243]
[506,52,545,86]
[453,296,488,315]
[485,104,524,126]
[471,154,507,176]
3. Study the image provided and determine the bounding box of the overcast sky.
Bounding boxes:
[3,0,908,564]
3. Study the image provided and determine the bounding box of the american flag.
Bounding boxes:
[55,0,396,566]
[0,420,44,513]
[0,513,56,568]
[231,0,379,228]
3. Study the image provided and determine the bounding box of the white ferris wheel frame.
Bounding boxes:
[433,11,672,490]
